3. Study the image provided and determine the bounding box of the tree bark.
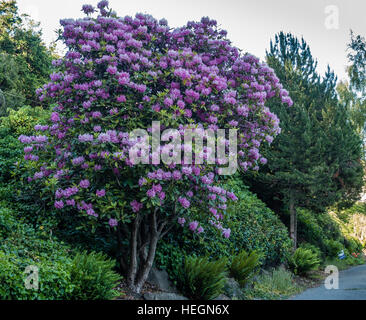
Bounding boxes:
[289,191,297,250]
[127,213,141,290]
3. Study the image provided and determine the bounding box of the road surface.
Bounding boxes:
[292,264,366,300]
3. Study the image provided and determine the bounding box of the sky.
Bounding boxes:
[16,0,366,82]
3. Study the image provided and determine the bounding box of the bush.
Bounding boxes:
[299,243,322,261]
[345,238,363,253]
[297,208,344,257]
[245,268,302,300]
[156,179,292,284]
[288,248,320,275]
[177,256,228,300]
[324,239,344,258]
[0,250,75,300]
[69,251,121,300]
[0,105,50,136]
[0,206,121,300]
[230,250,261,287]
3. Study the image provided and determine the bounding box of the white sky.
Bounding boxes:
[17,0,366,82]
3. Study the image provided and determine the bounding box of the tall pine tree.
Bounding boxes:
[243,32,363,249]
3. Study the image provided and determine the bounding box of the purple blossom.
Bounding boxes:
[189,221,199,231]
[96,189,106,197]
[179,197,190,209]
[54,201,64,209]
[79,179,90,189]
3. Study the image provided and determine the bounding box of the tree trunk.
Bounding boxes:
[134,232,159,293]
[289,191,297,250]
[126,214,141,290]
[122,204,177,294]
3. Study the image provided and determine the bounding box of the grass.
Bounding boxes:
[243,268,304,300]
[323,255,365,271]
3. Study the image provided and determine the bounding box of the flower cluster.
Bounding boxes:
[19,1,292,238]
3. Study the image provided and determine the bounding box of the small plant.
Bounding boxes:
[177,256,228,300]
[69,251,121,300]
[324,239,344,258]
[229,250,261,287]
[245,268,302,300]
[288,248,320,275]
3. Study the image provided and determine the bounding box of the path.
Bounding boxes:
[291,264,366,300]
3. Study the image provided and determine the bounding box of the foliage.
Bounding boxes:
[0,206,120,300]
[298,243,322,261]
[243,32,363,248]
[155,179,292,284]
[229,250,261,287]
[177,255,228,300]
[288,247,320,275]
[297,208,343,257]
[69,251,121,300]
[323,239,344,258]
[244,268,302,300]
[18,1,291,292]
[0,105,50,136]
[0,0,53,111]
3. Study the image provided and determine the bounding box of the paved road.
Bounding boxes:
[292,264,366,300]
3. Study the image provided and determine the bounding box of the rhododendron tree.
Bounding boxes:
[19,1,292,293]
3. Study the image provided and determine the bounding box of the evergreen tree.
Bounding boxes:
[338,32,366,157]
[0,0,53,111]
[243,32,363,249]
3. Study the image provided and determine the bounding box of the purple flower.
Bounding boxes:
[79,179,90,189]
[223,228,231,238]
[179,197,190,209]
[197,227,204,234]
[108,218,118,227]
[147,189,156,198]
[96,189,106,197]
[54,201,64,209]
[78,134,94,143]
[178,217,186,226]
[72,156,85,166]
[189,221,199,231]
[131,200,143,213]
[82,4,95,14]
[51,112,60,122]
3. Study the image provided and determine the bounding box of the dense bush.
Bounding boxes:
[156,179,292,284]
[0,206,120,300]
[288,248,320,275]
[177,256,228,300]
[18,0,292,293]
[244,268,301,300]
[69,251,121,300]
[297,208,344,257]
[323,239,344,258]
[229,250,261,287]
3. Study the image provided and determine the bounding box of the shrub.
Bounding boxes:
[230,250,261,287]
[18,1,291,292]
[69,251,121,300]
[288,248,320,275]
[324,239,344,258]
[177,256,228,300]
[297,208,344,257]
[0,206,120,300]
[299,243,322,261]
[0,105,50,136]
[156,179,292,283]
[345,238,363,253]
[245,268,302,300]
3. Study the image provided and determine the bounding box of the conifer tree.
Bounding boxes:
[244,32,363,249]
